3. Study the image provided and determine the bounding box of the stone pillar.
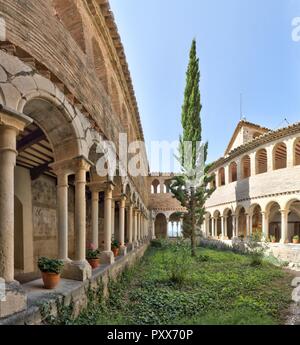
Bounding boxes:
[66,158,92,281]
[221,216,225,239]
[57,172,69,260]
[0,110,31,318]
[250,152,256,176]
[91,190,99,249]
[211,217,215,237]
[133,209,138,245]
[266,145,273,172]
[111,200,115,239]
[232,215,237,238]
[152,214,156,239]
[286,139,294,168]
[101,183,115,264]
[249,215,253,236]
[280,210,288,244]
[246,214,250,237]
[224,216,228,238]
[119,196,127,256]
[127,204,133,249]
[261,211,269,240]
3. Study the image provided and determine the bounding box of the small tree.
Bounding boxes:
[170,39,214,256]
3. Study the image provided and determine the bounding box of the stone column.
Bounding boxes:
[246,214,250,237]
[133,209,138,245]
[249,215,253,236]
[261,211,269,240]
[127,204,133,249]
[0,109,31,317]
[101,183,114,264]
[152,214,156,239]
[137,211,141,242]
[57,172,69,260]
[211,217,215,237]
[280,210,288,244]
[224,216,228,239]
[69,158,92,281]
[111,200,115,240]
[232,215,237,238]
[91,190,99,249]
[119,195,127,256]
[221,216,225,239]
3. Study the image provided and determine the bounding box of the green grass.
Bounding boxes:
[72,245,292,325]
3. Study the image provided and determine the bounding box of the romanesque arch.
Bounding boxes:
[294,138,300,166]
[218,167,225,186]
[255,148,267,174]
[53,0,86,53]
[241,155,251,179]
[92,38,109,94]
[273,142,287,170]
[155,213,167,238]
[229,161,237,182]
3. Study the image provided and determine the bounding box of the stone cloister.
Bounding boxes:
[203,120,300,246]
[0,0,158,321]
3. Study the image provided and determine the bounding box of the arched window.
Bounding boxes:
[92,38,108,93]
[218,168,225,186]
[273,142,287,170]
[53,0,86,53]
[241,155,251,179]
[294,138,300,166]
[256,149,267,174]
[151,179,160,194]
[229,161,237,182]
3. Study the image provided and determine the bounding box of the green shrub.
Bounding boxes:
[38,257,64,274]
[151,239,163,247]
[196,254,209,262]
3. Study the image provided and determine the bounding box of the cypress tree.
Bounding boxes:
[170,39,214,256]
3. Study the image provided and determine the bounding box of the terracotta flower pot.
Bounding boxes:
[293,239,299,244]
[41,272,61,289]
[112,248,119,257]
[87,258,100,269]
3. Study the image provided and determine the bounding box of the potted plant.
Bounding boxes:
[270,235,276,243]
[38,257,64,289]
[111,240,120,257]
[293,235,299,244]
[86,243,101,269]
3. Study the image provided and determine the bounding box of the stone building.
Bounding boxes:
[203,120,300,263]
[0,0,159,321]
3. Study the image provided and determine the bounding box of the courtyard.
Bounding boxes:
[54,241,293,326]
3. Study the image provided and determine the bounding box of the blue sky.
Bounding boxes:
[110,0,300,170]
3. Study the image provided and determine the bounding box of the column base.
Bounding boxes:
[100,251,115,264]
[0,280,27,319]
[127,243,134,252]
[119,246,127,256]
[61,260,92,281]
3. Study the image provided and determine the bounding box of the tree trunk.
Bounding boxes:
[190,187,196,257]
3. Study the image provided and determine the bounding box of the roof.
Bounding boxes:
[224,120,270,155]
[210,121,300,172]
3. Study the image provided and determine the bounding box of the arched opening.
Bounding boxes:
[155,213,167,238]
[251,204,262,236]
[237,207,247,238]
[92,38,108,94]
[218,167,225,186]
[53,0,86,53]
[256,149,267,174]
[268,202,281,242]
[229,162,237,182]
[110,77,121,119]
[286,200,300,242]
[241,155,251,179]
[151,179,160,194]
[273,142,287,170]
[213,210,222,238]
[294,138,300,166]
[168,213,182,238]
[225,209,233,239]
